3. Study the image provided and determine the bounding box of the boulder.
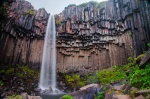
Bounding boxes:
[112,95,132,99]
[136,89,150,96]
[140,49,150,68]
[28,96,42,99]
[21,93,42,99]
[68,84,100,99]
[134,95,145,99]
[122,83,132,94]
[112,84,125,91]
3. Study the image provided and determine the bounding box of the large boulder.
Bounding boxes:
[21,93,42,99]
[65,84,100,99]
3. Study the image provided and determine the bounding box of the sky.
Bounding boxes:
[26,0,108,14]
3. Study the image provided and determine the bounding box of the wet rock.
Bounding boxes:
[21,93,42,99]
[28,96,42,99]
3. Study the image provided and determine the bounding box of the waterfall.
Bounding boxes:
[39,15,57,92]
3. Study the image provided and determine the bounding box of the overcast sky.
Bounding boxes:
[26,0,108,14]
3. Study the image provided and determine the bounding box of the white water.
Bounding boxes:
[39,15,57,93]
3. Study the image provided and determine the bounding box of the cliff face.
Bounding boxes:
[55,0,150,73]
[0,0,150,73]
[0,0,49,66]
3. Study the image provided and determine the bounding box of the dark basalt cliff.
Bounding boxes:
[55,0,150,73]
[0,0,150,73]
[0,0,49,66]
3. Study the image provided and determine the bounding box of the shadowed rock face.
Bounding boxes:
[0,0,49,66]
[0,0,150,73]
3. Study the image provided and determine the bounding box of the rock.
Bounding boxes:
[79,84,99,90]
[112,84,125,91]
[122,83,132,94]
[136,89,150,96]
[140,49,150,68]
[28,96,42,99]
[134,95,145,99]
[21,93,42,99]
[68,84,100,99]
[19,87,25,91]
[21,93,28,99]
[112,95,132,99]
[130,87,139,91]
[105,93,115,99]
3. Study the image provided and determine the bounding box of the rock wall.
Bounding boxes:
[55,0,150,73]
[0,0,49,66]
[0,0,150,73]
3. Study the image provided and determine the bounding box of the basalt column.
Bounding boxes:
[0,0,49,66]
[56,0,150,73]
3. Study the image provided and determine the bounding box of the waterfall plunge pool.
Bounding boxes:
[40,93,66,99]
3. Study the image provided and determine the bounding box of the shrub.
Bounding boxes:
[147,43,150,48]
[62,95,74,99]
[95,92,105,99]
[65,74,85,88]
[96,67,126,85]
[0,80,4,86]
[7,95,24,99]
[129,63,150,89]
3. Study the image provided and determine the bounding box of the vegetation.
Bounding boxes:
[0,2,8,32]
[147,43,150,48]
[96,66,126,85]
[67,4,76,7]
[96,1,107,10]
[0,80,4,87]
[65,52,150,90]
[0,64,39,80]
[78,1,106,10]
[0,64,40,95]
[65,74,85,88]
[28,9,34,15]
[7,95,24,99]
[62,95,74,99]
[129,63,150,89]
[95,92,105,99]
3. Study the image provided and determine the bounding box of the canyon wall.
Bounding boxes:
[0,0,49,67]
[55,0,150,73]
[0,0,150,73]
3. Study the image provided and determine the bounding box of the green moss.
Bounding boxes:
[95,92,105,99]
[7,95,24,99]
[0,80,4,87]
[129,31,132,37]
[62,95,74,99]
[134,54,145,63]
[65,74,85,88]
[67,4,76,7]
[28,9,34,15]
[130,90,137,98]
[147,43,150,48]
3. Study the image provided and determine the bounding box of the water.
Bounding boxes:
[39,15,57,93]
[40,94,66,99]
